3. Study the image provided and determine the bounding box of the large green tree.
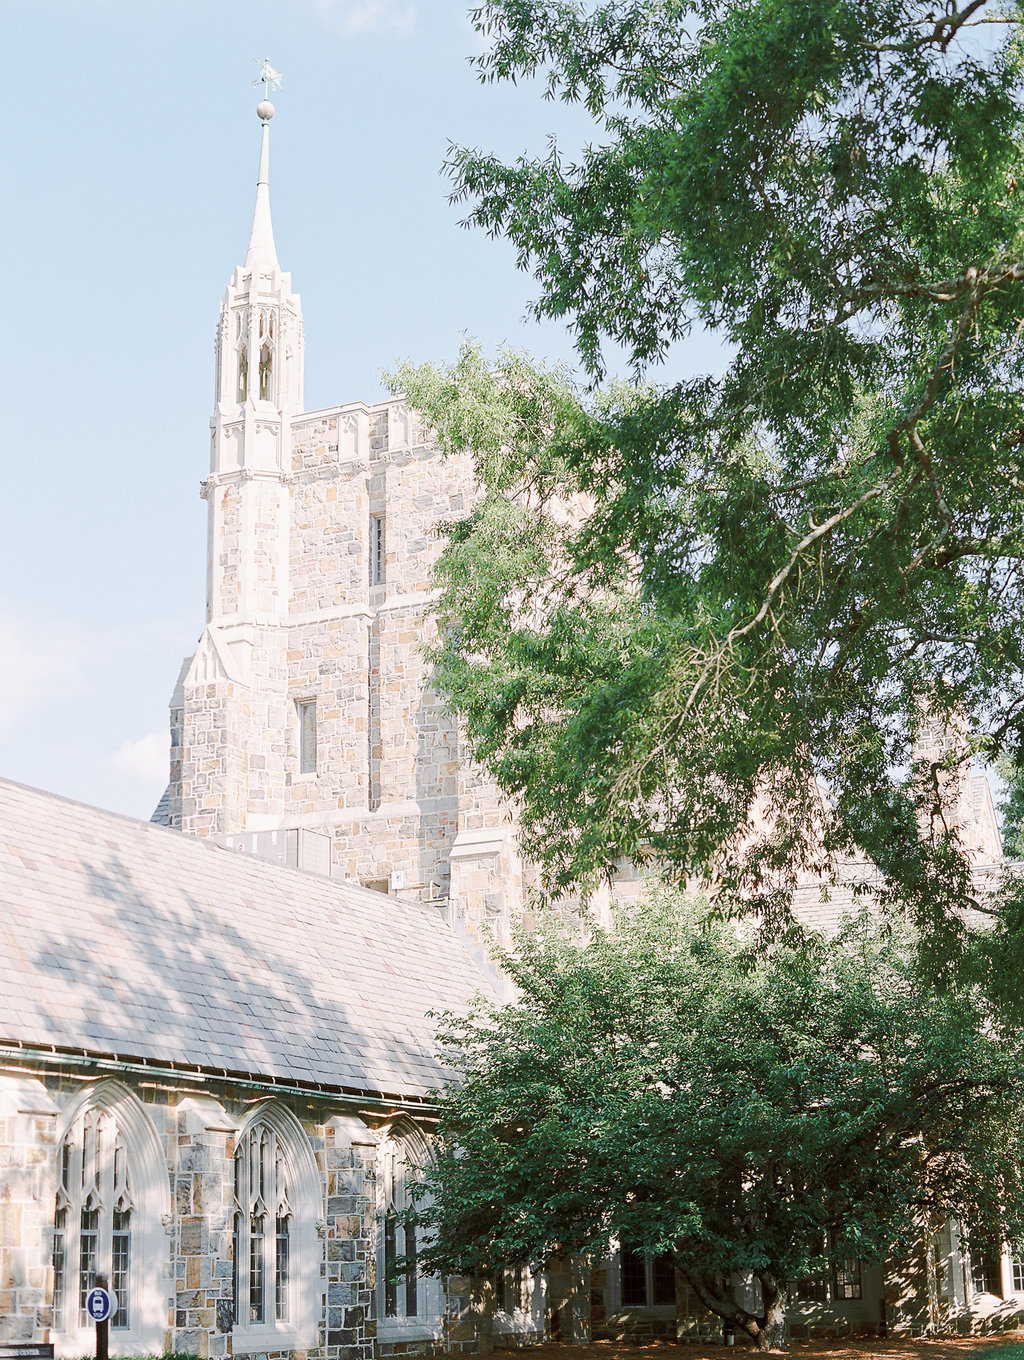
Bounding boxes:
[414,901,1024,1349]
[390,0,1024,967]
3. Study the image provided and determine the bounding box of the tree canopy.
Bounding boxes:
[389,0,1024,967]
[414,900,1024,1349]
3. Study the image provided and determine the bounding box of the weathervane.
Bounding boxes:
[254,58,282,97]
[253,58,282,121]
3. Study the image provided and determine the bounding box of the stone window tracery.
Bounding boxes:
[237,342,248,402]
[50,1081,167,1354]
[233,1123,292,1325]
[229,1104,319,1351]
[259,342,274,401]
[53,1105,134,1332]
[378,1124,441,1334]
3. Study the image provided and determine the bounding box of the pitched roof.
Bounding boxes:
[0,777,493,1102]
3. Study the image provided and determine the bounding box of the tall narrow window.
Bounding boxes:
[233,1109,309,1342]
[78,1206,99,1324]
[51,1082,167,1352]
[110,1137,132,1329]
[274,1138,291,1322]
[384,1210,398,1317]
[259,343,274,401]
[52,1208,67,1319]
[249,1212,266,1322]
[404,1221,418,1317]
[237,343,248,402]
[620,1245,647,1307]
[275,1214,290,1321]
[297,700,317,775]
[111,1208,131,1328]
[370,516,385,586]
[379,1125,439,1328]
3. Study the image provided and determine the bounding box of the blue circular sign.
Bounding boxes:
[85,1287,117,1322]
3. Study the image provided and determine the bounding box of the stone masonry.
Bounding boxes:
[163,126,527,941]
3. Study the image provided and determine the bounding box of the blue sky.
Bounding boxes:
[0,0,722,819]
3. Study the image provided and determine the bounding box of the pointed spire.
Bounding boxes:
[245,103,279,271]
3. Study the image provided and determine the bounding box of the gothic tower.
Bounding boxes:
[161,95,528,940]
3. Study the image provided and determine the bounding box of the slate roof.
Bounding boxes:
[150,783,171,826]
[0,777,494,1102]
[792,858,1010,934]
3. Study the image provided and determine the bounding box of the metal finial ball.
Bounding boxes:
[257,100,276,121]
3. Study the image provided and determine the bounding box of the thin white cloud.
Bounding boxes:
[0,615,86,741]
[105,731,170,786]
[316,0,417,36]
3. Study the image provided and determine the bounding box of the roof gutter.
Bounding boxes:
[0,1040,442,1117]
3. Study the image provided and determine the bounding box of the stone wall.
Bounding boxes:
[0,1062,528,1360]
[172,396,526,938]
[0,1078,58,1344]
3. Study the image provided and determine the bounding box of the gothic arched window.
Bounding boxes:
[54,1106,133,1330]
[237,343,248,402]
[51,1081,168,1355]
[233,1122,292,1324]
[378,1123,442,1338]
[259,343,273,402]
[231,1104,320,1351]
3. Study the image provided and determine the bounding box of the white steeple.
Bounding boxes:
[204,72,303,627]
[244,103,278,270]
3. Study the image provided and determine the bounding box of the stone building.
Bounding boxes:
[3,94,1023,1360]
[155,99,526,950]
[0,98,551,1360]
[0,777,545,1358]
[145,91,1024,1348]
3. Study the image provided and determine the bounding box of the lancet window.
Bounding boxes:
[237,342,248,402]
[383,1142,418,1319]
[233,1121,293,1326]
[259,343,273,401]
[378,1125,441,1331]
[53,1105,135,1333]
[255,309,275,401]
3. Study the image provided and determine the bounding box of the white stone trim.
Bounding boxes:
[52,1079,170,1359]
[230,1100,322,1354]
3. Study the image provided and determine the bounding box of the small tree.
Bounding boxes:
[415,899,1024,1350]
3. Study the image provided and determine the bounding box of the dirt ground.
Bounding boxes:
[475,1336,1024,1360]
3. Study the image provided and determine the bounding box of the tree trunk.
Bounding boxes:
[677,1263,764,1348]
[568,1255,591,1344]
[755,1275,789,1352]
[476,1275,497,1355]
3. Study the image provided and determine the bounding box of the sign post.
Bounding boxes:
[85,1278,117,1360]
